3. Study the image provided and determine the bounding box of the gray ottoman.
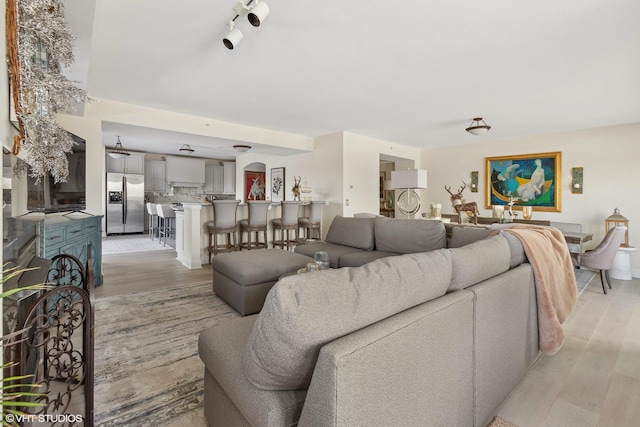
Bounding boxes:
[212,249,313,316]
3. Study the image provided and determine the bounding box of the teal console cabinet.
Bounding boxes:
[39,214,103,286]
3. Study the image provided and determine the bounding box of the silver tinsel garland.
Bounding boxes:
[15,0,87,183]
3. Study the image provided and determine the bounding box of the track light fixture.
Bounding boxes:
[465,117,491,135]
[223,21,243,50]
[248,1,269,27]
[223,0,270,50]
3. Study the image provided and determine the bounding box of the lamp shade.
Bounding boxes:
[390,169,427,189]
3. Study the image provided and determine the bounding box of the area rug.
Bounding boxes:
[574,268,596,296]
[102,234,174,255]
[94,281,240,426]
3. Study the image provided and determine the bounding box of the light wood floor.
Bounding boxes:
[497,275,640,427]
[97,249,212,298]
[98,250,640,426]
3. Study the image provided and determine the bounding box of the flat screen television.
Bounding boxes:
[27,133,86,212]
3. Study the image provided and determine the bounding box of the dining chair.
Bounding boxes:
[238,200,271,250]
[298,200,325,241]
[207,200,241,262]
[272,201,302,250]
[572,225,626,294]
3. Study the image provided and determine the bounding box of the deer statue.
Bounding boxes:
[445,181,479,225]
[292,176,301,201]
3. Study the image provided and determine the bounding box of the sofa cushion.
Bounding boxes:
[338,250,400,267]
[294,242,368,269]
[374,217,446,253]
[242,250,453,391]
[448,235,511,291]
[449,225,493,248]
[325,216,375,251]
[212,249,313,286]
[499,230,528,269]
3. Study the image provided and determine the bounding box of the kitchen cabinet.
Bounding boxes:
[223,162,236,194]
[107,152,145,174]
[39,214,103,286]
[204,165,224,193]
[144,160,166,192]
[165,156,206,187]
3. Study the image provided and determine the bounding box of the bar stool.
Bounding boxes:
[156,204,176,247]
[146,203,158,240]
[298,200,325,241]
[207,200,241,263]
[272,201,302,250]
[238,200,271,250]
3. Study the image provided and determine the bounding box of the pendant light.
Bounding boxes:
[179,144,195,154]
[108,136,131,158]
[465,117,491,135]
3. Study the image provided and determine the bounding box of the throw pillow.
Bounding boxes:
[374,217,446,253]
[325,216,375,250]
[448,234,511,291]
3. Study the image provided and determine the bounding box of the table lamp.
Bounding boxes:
[391,169,428,218]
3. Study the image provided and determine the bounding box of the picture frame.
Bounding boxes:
[271,167,285,203]
[485,151,562,212]
[379,172,385,200]
[244,171,266,201]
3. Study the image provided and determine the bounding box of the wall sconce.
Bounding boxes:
[571,167,583,194]
[470,171,479,192]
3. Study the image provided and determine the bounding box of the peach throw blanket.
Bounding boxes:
[501,225,577,355]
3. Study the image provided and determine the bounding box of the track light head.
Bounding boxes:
[223,22,243,50]
[248,1,269,27]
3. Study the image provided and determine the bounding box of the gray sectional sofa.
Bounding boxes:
[211,217,449,316]
[199,230,542,426]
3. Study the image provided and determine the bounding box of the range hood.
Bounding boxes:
[165,156,206,187]
[168,181,203,188]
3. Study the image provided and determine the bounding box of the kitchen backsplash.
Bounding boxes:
[144,186,235,204]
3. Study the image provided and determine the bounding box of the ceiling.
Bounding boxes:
[64,0,640,159]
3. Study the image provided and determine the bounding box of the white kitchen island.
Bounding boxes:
[175,202,209,269]
[175,202,285,269]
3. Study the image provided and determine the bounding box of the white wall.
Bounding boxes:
[343,132,421,217]
[422,122,640,276]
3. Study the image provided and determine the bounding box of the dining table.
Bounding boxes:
[561,231,593,245]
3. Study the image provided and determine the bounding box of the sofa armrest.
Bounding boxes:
[298,291,475,427]
[198,317,307,427]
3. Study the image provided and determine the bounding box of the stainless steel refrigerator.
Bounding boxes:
[106,173,145,234]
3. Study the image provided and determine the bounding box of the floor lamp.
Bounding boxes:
[391,169,428,219]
